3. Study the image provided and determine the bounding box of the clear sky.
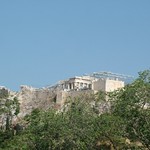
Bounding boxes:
[0,0,150,91]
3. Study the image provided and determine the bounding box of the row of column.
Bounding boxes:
[62,82,92,90]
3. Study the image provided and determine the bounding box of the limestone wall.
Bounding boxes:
[17,85,57,118]
[105,79,124,92]
[92,79,106,91]
[92,78,124,92]
[56,90,95,106]
[0,77,125,121]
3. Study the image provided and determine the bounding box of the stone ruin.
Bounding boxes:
[0,72,129,122]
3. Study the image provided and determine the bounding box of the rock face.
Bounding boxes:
[0,85,109,122]
[17,85,57,118]
[0,86,61,126]
[1,75,125,121]
[0,84,117,120]
[1,72,126,120]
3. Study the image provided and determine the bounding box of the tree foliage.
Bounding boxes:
[0,70,150,149]
[111,69,150,149]
[0,88,20,147]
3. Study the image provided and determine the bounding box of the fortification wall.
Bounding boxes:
[17,85,57,118]
[56,90,95,106]
[0,77,125,121]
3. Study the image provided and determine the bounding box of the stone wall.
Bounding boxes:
[56,90,95,106]
[0,77,125,121]
[105,79,124,92]
[17,85,57,118]
[92,79,106,91]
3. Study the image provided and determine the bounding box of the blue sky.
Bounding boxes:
[0,1,150,91]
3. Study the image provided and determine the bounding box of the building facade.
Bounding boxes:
[56,74,125,105]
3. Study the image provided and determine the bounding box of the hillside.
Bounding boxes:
[0,70,150,149]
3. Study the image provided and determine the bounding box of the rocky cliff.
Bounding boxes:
[17,85,58,118]
[0,85,58,122]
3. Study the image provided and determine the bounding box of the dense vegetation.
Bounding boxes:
[0,70,150,150]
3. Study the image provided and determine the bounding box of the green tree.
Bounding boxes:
[1,70,150,150]
[0,88,20,147]
[111,70,150,149]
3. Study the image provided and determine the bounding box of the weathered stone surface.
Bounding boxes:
[17,85,57,118]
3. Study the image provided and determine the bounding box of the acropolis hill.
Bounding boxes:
[0,72,132,119]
